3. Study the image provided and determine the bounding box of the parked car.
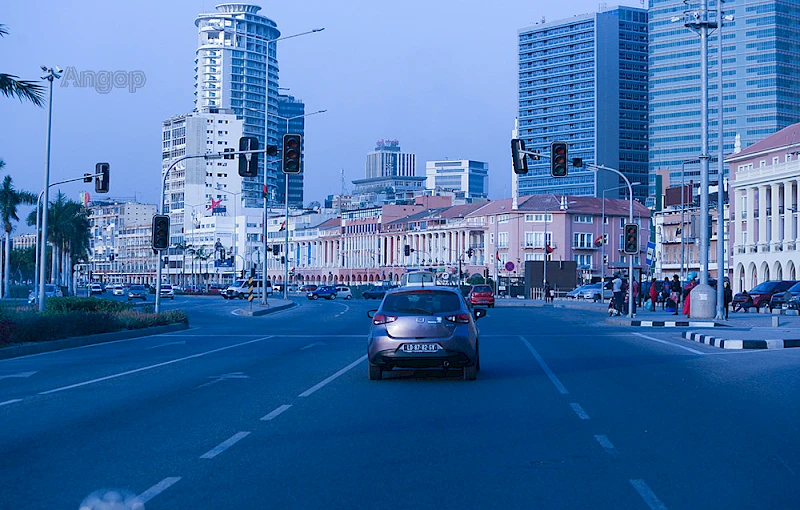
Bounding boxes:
[362,283,395,300]
[334,285,353,300]
[366,286,486,380]
[565,285,592,299]
[300,284,318,293]
[788,294,800,311]
[308,285,337,300]
[468,284,495,308]
[183,285,203,295]
[89,283,103,295]
[127,284,147,301]
[577,283,613,302]
[768,282,800,311]
[112,285,125,296]
[206,283,224,295]
[160,284,175,300]
[222,279,273,299]
[732,280,797,312]
[27,284,63,305]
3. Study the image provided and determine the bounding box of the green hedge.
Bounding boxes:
[0,305,188,346]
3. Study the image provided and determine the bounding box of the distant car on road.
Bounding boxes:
[300,284,318,293]
[89,283,103,295]
[206,283,224,295]
[28,284,63,305]
[362,283,394,300]
[128,284,147,301]
[334,285,352,300]
[308,285,337,300]
[468,284,495,308]
[576,283,612,302]
[366,286,486,380]
[160,284,175,300]
[112,284,125,296]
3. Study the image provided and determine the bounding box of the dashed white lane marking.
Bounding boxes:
[632,332,706,355]
[629,479,669,510]
[0,399,22,407]
[570,403,590,420]
[39,336,274,395]
[519,336,569,394]
[200,431,251,459]
[261,404,292,421]
[299,355,367,397]
[594,434,619,455]
[137,477,182,504]
[146,341,186,349]
[301,342,326,350]
[333,304,351,318]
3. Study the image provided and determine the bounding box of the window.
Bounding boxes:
[497,232,509,248]
[489,233,494,245]
[574,215,593,224]
[525,232,535,247]
[574,254,592,268]
[573,233,593,248]
[531,231,551,248]
[498,214,509,223]
[525,214,535,222]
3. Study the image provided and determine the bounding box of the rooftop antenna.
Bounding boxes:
[340,168,346,196]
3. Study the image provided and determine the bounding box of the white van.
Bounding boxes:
[222,279,273,299]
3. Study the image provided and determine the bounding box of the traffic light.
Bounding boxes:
[467,248,475,258]
[95,163,110,193]
[404,245,411,256]
[623,223,639,255]
[151,214,170,250]
[280,256,286,264]
[550,142,568,177]
[83,173,92,183]
[223,148,235,160]
[266,145,278,157]
[483,268,489,279]
[511,139,528,175]
[282,134,302,174]
[238,136,259,177]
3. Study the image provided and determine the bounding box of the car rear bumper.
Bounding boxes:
[370,348,475,368]
[470,298,494,305]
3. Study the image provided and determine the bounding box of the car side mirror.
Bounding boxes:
[473,308,487,320]
[367,309,377,318]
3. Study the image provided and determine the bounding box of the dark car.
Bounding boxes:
[769,282,800,311]
[300,284,318,293]
[366,286,486,381]
[308,285,337,300]
[733,280,797,312]
[127,284,148,301]
[363,284,393,300]
[468,284,495,308]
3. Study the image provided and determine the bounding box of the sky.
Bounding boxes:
[1,0,643,233]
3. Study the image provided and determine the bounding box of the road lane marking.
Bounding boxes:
[146,341,187,349]
[0,371,38,380]
[137,477,181,504]
[570,403,590,420]
[632,332,706,355]
[39,336,274,395]
[594,434,619,455]
[519,336,569,394]
[334,304,351,318]
[299,355,367,397]
[261,404,292,421]
[196,372,250,389]
[629,479,668,510]
[0,399,22,407]
[200,431,251,459]
[301,342,326,350]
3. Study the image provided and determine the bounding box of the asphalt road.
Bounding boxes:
[1,297,799,509]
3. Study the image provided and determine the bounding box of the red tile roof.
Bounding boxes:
[729,122,800,159]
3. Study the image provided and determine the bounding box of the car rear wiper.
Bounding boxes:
[394,307,433,315]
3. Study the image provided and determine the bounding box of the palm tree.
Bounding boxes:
[0,171,37,297]
[193,247,212,285]
[0,25,45,106]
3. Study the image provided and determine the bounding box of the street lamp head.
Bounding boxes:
[312,27,325,32]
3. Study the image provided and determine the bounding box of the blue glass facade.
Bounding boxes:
[648,0,800,192]
[518,7,649,201]
[276,94,305,208]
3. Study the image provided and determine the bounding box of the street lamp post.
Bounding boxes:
[267,109,327,300]
[38,66,62,312]
[601,184,640,289]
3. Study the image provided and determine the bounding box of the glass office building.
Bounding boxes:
[276,94,305,208]
[518,6,649,201]
[648,0,800,191]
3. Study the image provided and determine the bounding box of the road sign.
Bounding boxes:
[505,261,515,272]
[646,241,656,266]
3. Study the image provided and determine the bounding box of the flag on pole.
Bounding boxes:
[495,251,500,261]
[594,235,603,247]
[279,221,286,232]
[545,244,554,254]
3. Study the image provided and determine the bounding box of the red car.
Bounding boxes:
[468,284,495,308]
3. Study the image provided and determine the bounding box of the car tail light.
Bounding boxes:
[372,314,397,325]
[445,313,471,324]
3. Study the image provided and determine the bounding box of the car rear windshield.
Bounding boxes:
[472,285,492,293]
[383,290,462,314]
[750,281,780,293]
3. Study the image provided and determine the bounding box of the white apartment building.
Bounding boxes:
[87,201,158,283]
[728,123,800,293]
[425,160,489,199]
[11,233,36,251]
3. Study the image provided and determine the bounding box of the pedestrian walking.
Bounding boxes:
[683,274,698,317]
[649,278,658,310]
[631,276,639,317]
[543,281,552,303]
[723,280,733,319]
[612,273,623,313]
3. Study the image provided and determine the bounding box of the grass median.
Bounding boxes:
[0,297,188,346]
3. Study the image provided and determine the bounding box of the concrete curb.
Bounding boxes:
[0,322,190,360]
[682,331,800,350]
[605,318,722,327]
[237,301,297,317]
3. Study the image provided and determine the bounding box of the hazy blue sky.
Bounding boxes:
[1,0,642,229]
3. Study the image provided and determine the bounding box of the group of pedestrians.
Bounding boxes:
[609,273,639,317]
[647,273,733,318]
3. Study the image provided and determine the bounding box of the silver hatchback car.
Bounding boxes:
[367,286,486,381]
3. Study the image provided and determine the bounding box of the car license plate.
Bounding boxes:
[402,343,438,353]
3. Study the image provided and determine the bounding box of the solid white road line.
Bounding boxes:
[137,476,182,504]
[629,479,669,510]
[570,403,590,420]
[519,336,569,394]
[594,434,619,455]
[39,336,274,395]
[632,332,706,355]
[299,355,367,397]
[261,404,292,421]
[200,431,251,459]
[0,371,38,380]
[300,342,326,350]
[146,341,187,349]
[0,399,22,407]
